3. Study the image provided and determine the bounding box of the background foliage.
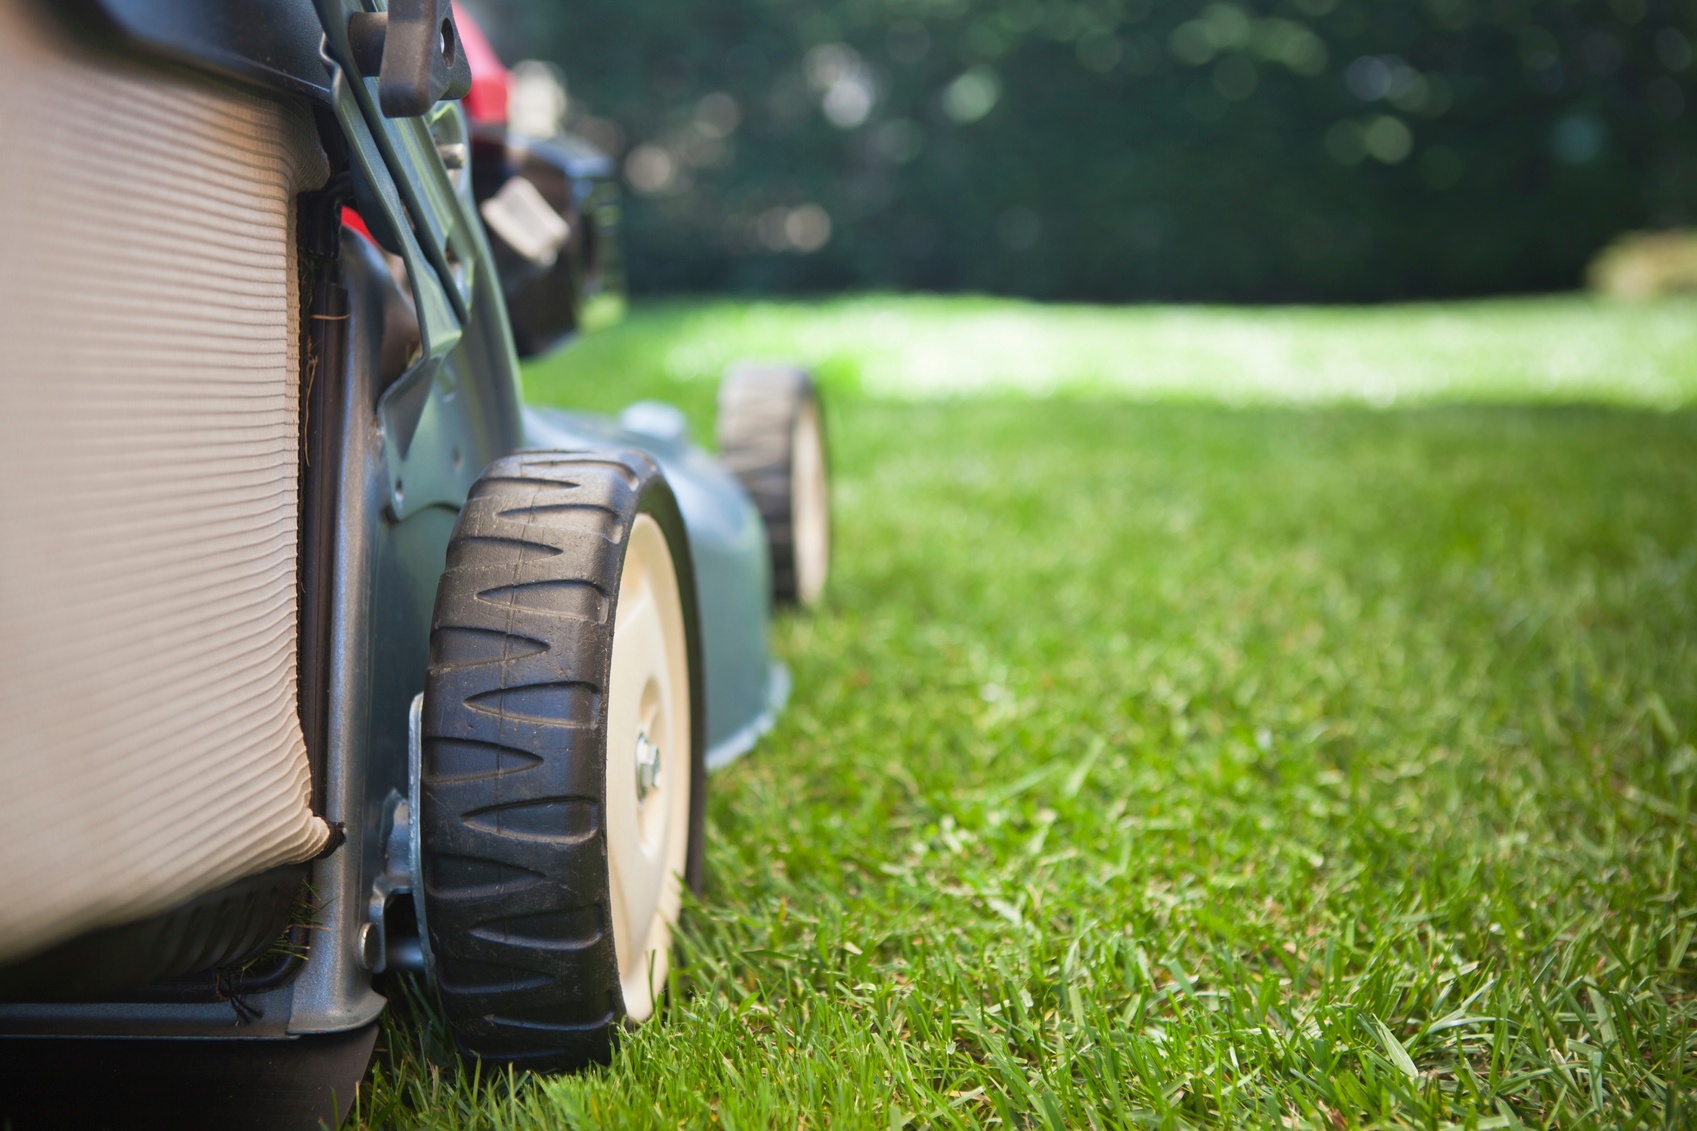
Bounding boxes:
[465,0,1697,300]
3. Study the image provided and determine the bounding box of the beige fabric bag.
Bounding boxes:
[0,0,332,965]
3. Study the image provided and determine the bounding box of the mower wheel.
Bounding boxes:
[421,451,705,1070]
[716,365,831,607]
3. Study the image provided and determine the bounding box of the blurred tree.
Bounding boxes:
[464,0,1697,301]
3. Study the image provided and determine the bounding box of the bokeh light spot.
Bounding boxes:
[1202,4,1253,50]
[625,144,679,195]
[1346,55,1392,101]
[942,67,1002,123]
[1656,28,1692,71]
[1551,114,1605,164]
[696,92,741,138]
[785,205,832,252]
[1169,22,1215,66]
[1363,115,1413,163]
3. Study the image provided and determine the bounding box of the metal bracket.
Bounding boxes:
[404,691,435,980]
[360,789,407,974]
[377,356,481,520]
[361,694,434,977]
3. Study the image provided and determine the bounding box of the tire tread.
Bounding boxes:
[716,365,825,605]
[422,449,696,1070]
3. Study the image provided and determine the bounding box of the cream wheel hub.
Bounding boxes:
[604,513,692,1023]
[790,399,830,606]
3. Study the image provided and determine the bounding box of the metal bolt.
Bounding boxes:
[358,923,382,972]
[635,732,662,800]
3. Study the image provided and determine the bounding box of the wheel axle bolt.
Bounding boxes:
[635,732,662,800]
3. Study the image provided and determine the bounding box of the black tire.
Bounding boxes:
[420,450,706,1071]
[716,365,831,607]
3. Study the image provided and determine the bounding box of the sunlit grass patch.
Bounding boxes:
[525,293,1697,412]
[355,301,1697,1129]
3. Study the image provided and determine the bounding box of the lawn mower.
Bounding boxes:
[0,1,829,1126]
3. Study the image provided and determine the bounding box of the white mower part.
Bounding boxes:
[479,174,570,268]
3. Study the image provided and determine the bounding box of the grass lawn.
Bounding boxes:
[355,295,1697,1129]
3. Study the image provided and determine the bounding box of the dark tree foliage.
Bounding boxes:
[467,0,1697,300]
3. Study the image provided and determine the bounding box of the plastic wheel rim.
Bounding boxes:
[790,399,830,606]
[604,513,692,1023]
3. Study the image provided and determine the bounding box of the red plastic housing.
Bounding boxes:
[452,3,509,128]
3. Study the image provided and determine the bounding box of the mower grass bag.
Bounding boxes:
[0,0,332,972]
